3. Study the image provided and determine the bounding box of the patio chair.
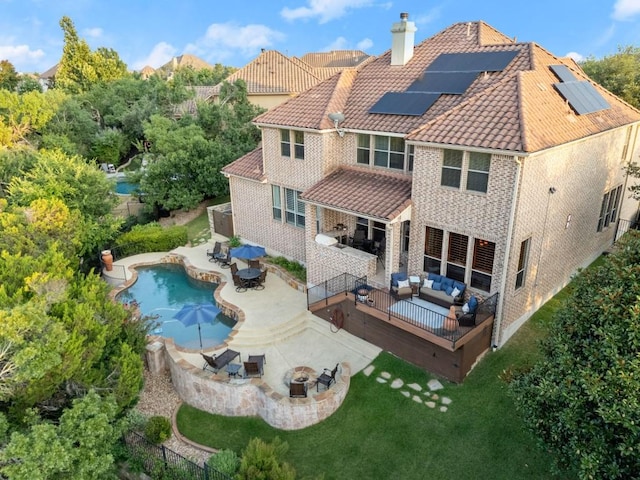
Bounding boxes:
[316,363,339,392]
[230,262,238,275]
[206,242,221,262]
[243,354,266,378]
[289,381,308,398]
[201,349,240,373]
[218,251,231,268]
[254,269,267,290]
[232,273,248,292]
[351,229,366,249]
[248,259,261,269]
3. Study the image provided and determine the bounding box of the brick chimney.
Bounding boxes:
[390,12,417,66]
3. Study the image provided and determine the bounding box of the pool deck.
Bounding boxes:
[108,238,381,400]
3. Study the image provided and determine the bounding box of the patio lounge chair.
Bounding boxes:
[206,242,221,263]
[201,349,240,373]
[243,354,266,378]
[317,363,339,392]
[289,382,308,398]
[218,251,231,268]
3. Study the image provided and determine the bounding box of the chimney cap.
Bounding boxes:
[400,12,409,21]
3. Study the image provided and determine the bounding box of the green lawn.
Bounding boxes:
[185,195,230,245]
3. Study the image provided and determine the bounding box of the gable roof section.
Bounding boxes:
[221,147,264,182]
[212,50,322,96]
[160,54,213,71]
[300,50,370,68]
[252,20,640,154]
[300,167,412,221]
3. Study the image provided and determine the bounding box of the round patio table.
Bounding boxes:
[237,267,262,289]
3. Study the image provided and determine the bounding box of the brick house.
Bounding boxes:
[222,14,640,366]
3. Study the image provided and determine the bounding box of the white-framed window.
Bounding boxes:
[280,129,304,159]
[423,226,443,274]
[285,188,305,227]
[466,152,490,193]
[356,134,410,172]
[471,238,495,291]
[441,149,463,188]
[515,237,530,290]
[597,185,622,231]
[271,185,281,221]
[441,149,491,193]
[407,145,415,172]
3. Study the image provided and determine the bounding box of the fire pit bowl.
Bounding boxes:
[283,366,317,387]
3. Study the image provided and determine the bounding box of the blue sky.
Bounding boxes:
[2,0,640,74]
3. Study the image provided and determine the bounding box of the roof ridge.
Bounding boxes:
[321,69,358,130]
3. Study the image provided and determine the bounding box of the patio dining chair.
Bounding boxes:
[230,262,238,275]
[218,251,231,268]
[248,259,261,269]
[316,363,339,392]
[289,381,308,398]
[351,229,366,249]
[232,273,248,292]
[254,270,267,290]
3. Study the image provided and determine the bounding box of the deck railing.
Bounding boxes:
[307,273,364,306]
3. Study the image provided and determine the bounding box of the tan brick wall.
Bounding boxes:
[500,127,639,344]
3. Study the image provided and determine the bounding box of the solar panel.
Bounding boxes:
[554,81,610,115]
[369,92,440,116]
[426,50,519,73]
[549,64,576,82]
[407,71,478,94]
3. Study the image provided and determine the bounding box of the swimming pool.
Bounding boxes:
[115,181,140,195]
[117,263,235,349]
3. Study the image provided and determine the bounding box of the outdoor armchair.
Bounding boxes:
[316,363,339,392]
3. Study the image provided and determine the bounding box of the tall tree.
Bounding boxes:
[0,60,19,91]
[0,89,66,146]
[509,230,640,479]
[56,16,127,94]
[581,46,640,110]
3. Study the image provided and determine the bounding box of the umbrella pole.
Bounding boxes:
[198,323,202,351]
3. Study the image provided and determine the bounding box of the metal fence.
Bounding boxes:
[306,272,364,306]
[123,431,233,480]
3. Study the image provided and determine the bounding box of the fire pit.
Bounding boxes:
[283,366,316,387]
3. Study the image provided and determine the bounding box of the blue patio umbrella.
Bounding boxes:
[230,244,266,260]
[173,303,221,350]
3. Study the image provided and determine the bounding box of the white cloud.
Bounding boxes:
[565,51,584,62]
[281,0,375,24]
[413,7,443,26]
[83,27,103,38]
[0,44,45,66]
[132,41,177,70]
[357,38,373,51]
[612,0,640,21]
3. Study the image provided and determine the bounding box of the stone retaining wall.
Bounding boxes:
[165,339,351,430]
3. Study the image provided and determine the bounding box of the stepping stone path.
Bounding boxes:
[364,363,452,413]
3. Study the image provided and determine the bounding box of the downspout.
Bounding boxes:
[493,156,522,348]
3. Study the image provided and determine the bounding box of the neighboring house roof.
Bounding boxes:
[221,147,264,182]
[211,50,322,96]
[159,54,214,71]
[39,64,58,79]
[173,85,217,117]
[140,65,155,78]
[300,167,413,220]
[299,50,370,68]
[254,21,640,154]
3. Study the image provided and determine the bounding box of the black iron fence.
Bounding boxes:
[307,272,364,306]
[123,431,233,480]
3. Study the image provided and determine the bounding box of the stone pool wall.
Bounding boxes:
[164,339,351,430]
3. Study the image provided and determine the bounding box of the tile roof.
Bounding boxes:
[173,86,216,117]
[300,167,412,220]
[253,21,640,154]
[211,50,322,96]
[221,147,264,182]
[159,54,214,71]
[299,50,370,68]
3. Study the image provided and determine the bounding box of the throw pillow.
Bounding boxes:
[397,279,410,289]
[432,281,442,291]
[453,281,466,295]
[428,273,443,283]
[391,272,407,287]
[468,295,478,312]
[445,285,454,295]
[462,303,470,314]
[451,287,461,298]
[423,279,434,289]
[441,277,454,289]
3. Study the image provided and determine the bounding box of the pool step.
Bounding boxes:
[229,312,310,347]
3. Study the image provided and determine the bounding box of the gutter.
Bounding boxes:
[493,155,522,348]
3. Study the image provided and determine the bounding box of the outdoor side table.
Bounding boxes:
[227,363,242,378]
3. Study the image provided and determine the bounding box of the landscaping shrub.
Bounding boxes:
[144,415,172,444]
[207,449,240,477]
[115,222,187,256]
[228,235,242,248]
[237,437,295,480]
[270,256,306,282]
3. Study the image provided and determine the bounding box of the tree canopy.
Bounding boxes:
[509,231,640,479]
[0,60,19,92]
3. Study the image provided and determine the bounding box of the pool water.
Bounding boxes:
[117,264,236,349]
[115,181,140,195]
